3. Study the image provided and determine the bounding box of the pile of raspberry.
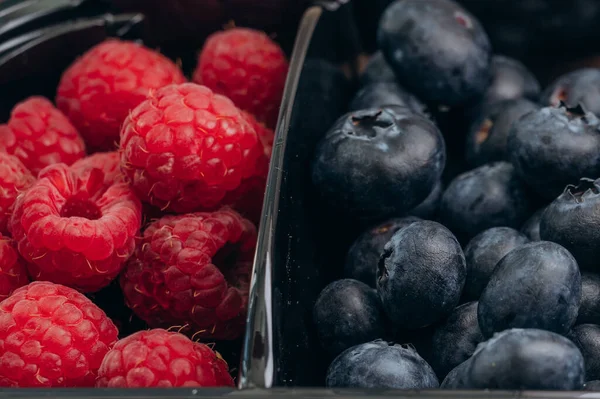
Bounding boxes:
[0,28,287,388]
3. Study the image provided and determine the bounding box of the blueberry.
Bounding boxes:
[430,301,484,379]
[407,180,443,219]
[440,359,471,389]
[466,99,540,167]
[507,104,600,200]
[313,279,387,357]
[439,162,533,242]
[312,106,446,224]
[542,68,600,116]
[349,82,426,115]
[464,329,585,390]
[482,55,541,106]
[578,272,600,325]
[521,207,545,241]
[478,241,581,337]
[359,51,396,86]
[540,178,600,271]
[377,221,466,329]
[463,227,529,300]
[568,324,600,381]
[326,340,439,389]
[586,380,600,391]
[345,216,421,287]
[377,0,492,106]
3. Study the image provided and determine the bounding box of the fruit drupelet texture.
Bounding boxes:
[0,152,35,235]
[70,152,124,188]
[0,237,29,301]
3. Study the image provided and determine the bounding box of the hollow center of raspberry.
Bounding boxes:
[60,198,102,220]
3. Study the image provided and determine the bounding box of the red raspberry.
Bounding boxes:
[193,27,288,128]
[0,153,35,235]
[120,83,262,213]
[9,163,142,293]
[0,237,29,301]
[96,329,234,387]
[71,152,123,188]
[120,208,256,340]
[0,281,118,387]
[0,96,86,175]
[56,39,186,151]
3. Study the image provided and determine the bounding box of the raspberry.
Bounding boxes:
[0,153,35,235]
[0,237,28,301]
[120,208,256,340]
[9,163,142,293]
[193,27,289,128]
[71,152,123,188]
[96,329,234,387]
[120,83,262,213]
[0,281,118,387]
[0,96,86,175]
[56,39,186,151]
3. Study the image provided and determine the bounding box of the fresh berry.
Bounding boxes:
[463,227,529,300]
[120,83,262,214]
[378,0,492,106]
[71,152,123,188]
[466,98,539,167]
[193,27,289,128]
[478,241,581,338]
[377,221,466,329]
[344,216,421,288]
[507,104,600,200]
[587,380,600,391]
[120,208,256,340]
[520,207,545,241]
[326,340,439,389]
[0,153,35,235]
[0,281,118,387]
[541,68,600,115]
[56,39,186,151]
[349,82,426,116]
[568,324,600,381]
[439,162,533,243]
[0,237,28,301]
[540,178,600,271]
[0,96,85,175]
[313,279,387,357]
[312,106,445,225]
[578,272,600,325]
[430,302,483,379]
[458,329,584,390]
[9,163,142,293]
[481,55,541,106]
[359,51,397,86]
[96,329,234,388]
[440,360,470,389]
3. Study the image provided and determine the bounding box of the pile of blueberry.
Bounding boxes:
[311,0,600,391]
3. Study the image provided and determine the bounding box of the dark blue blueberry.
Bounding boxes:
[507,104,600,200]
[542,68,600,116]
[586,380,600,391]
[359,51,396,86]
[377,0,492,106]
[440,359,470,389]
[464,328,585,390]
[408,180,443,219]
[344,217,421,288]
[326,340,439,389]
[311,106,446,224]
[478,241,581,338]
[377,221,466,329]
[521,207,545,241]
[482,55,541,106]
[430,301,484,379]
[349,82,427,116]
[466,98,540,167]
[313,279,387,357]
[578,272,600,325]
[463,227,529,300]
[439,162,533,243]
[568,324,600,381]
[540,178,600,271]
